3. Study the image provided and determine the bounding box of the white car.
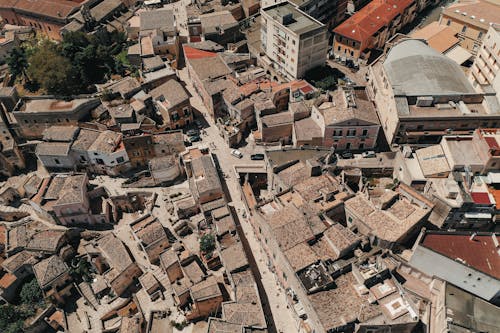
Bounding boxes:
[231,149,243,158]
[362,151,376,158]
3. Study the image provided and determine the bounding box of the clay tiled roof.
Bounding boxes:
[190,275,221,301]
[308,272,381,330]
[284,242,319,271]
[0,0,82,20]
[33,255,68,289]
[150,79,190,108]
[411,22,459,53]
[220,241,248,273]
[54,174,87,206]
[183,45,218,60]
[421,232,500,279]
[2,250,36,273]
[333,0,415,42]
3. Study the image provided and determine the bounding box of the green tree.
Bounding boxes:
[20,278,44,305]
[6,46,28,81]
[200,234,216,254]
[70,257,93,282]
[26,40,75,95]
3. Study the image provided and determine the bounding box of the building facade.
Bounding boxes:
[261,2,328,80]
[332,0,417,62]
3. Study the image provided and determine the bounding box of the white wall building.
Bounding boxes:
[260,2,328,80]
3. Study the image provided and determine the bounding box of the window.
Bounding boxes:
[446,19,451,26]
[362,129,368,136]
[462,25,467,33]
[359,143,364,149]
[333,129,343,137]
[96,158,104,165]
[54,158,60,165]
[183,108,190,117]
[347,129,356,136]
[338,46,341,51]
[116,156,125,163]
[24,119,28,123]
[478,31,483,39]
[161,149,166,154]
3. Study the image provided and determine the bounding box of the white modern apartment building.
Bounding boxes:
[469,23,500,104]
[260,1,328,80]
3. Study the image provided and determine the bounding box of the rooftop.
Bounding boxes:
[89,130,122,153]
[200,10,237,33]
[19,98,97,114]
[345,191,430,243]
[187,53,232,81]
[139,8,175,32]
[33,255,68,289]
[72,128,98,151]
[149,79,190,108]
[54,174,87,206]
[443,0,500,28]
[294,117,322,142]
[0,0,82,20]
[333,0,415,42]
[382,39,476,97]
[420,231,500,279]
[444,283,500,332]
[42,125,79,142]
[308,272,381,331]
[410,21,459,53]
[262,2,324,35]
[415,145,451,177]
[318,87,379,126]
[35,142,71,157]
[220,241,248,273]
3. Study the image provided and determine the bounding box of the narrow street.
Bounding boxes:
[178,68,300,333]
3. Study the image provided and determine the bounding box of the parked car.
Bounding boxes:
[231,149,243,158]
[188,135,201,143]
[186,129,199,136]
[250,154,265,160]
[362,151,376,158]
[340,151,354,159]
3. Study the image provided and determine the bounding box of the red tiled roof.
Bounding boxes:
[333,0,415,42]
[422,233,500,279]
[0,0,82,20]
[471,192,492,205]
[183,45,217,60]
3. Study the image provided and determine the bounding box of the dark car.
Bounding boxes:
[188,135,201,143]
[250,154,265,160]
[195,119,203,129]
[186,129,199,136]
[340,151,354,159]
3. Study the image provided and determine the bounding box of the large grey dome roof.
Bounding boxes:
[383,39,475,97]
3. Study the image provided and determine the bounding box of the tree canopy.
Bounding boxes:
[6,30,129,95]
[200,234,216,254]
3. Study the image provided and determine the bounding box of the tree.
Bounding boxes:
[6,46,28,81]
[200,234,216,254]
[20,278,44,305]
[26,40,75,95]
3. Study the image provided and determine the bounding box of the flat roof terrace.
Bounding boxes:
[262,2,324,35]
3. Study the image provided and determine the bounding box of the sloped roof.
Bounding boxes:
[184,45,218,60]
[33,255,68,288]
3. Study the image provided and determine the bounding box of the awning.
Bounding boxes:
[445,46,473,65]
